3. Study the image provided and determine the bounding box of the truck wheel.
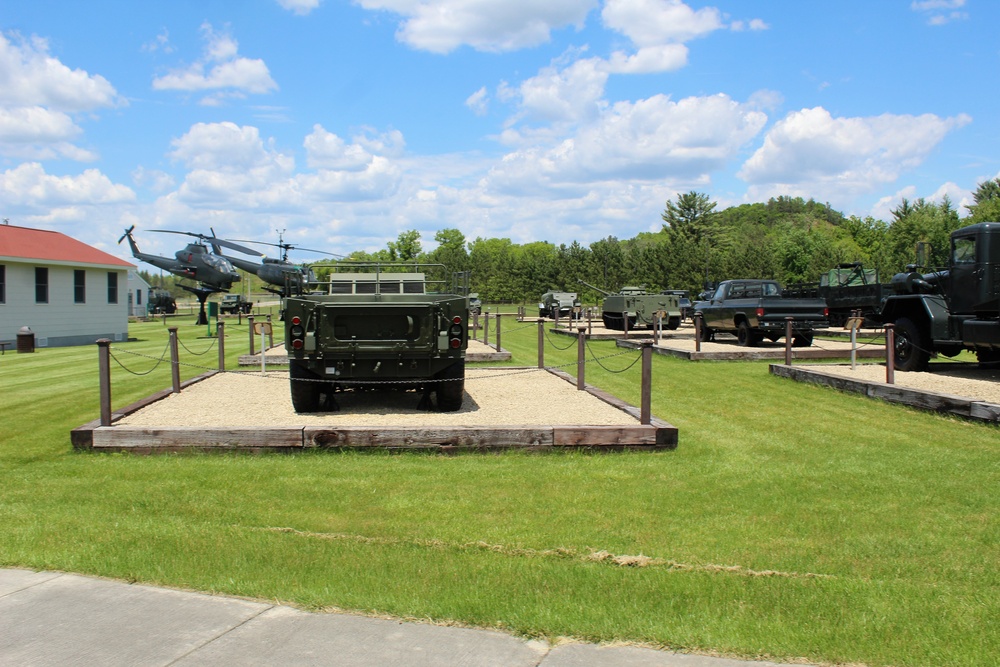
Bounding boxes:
[977,349,1000,365]
[289,361,322,413]
[892,317,930,372]
[737,321,756,347]
[792,333,813,347]
[436,360,465,412]
[666,316,680,330]
[698,323,713,342]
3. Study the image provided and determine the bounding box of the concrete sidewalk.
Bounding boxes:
[1,569,811,666]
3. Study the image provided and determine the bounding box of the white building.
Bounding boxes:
[0,224,134,348]
[127,270,152,318]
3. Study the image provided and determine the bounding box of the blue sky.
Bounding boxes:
[0,0,996,264]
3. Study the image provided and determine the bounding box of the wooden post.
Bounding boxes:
[483,310,490,345]
[473,311,479,335]
[168,327,181,394]
[247,315,256,356]
[217,321,225,371]
[495,312,502,352]
[266,314,274,349]
[694,314,702,353]
[537,318,545,369]
[623,309,629,340]
[587,307,592,336]
[784,317,793,366]
[577,327,586,390]
[885,323,895,385]
[97,339,112,426]
[641,342,652,425]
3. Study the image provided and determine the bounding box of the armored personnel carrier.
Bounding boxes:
[579,281,682,330]
[283,263,468,413]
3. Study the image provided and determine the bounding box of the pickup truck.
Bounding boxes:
[694,279,828,346]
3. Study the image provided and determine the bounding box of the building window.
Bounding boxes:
[36,267,48,303]
[74,269,86,303]
[136,289,142,305]
[0,264,5,303]
[107,272,118,304]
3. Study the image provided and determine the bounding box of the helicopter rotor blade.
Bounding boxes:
[149,230,265,257]
[231,239,343,258]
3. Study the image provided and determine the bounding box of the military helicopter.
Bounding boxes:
[118,226,241,323]
[213,231,341,295]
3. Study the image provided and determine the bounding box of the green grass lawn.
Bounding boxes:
[1,316,997,667]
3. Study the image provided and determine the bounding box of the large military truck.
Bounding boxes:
[283,263,468,413]
[147,288,177,315]
[219,293,253,314]
[538,291,580,319]
[579,281,682,330]
[882,222,1000,371]
[784,263,889,328]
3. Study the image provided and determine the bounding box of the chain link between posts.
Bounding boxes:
[105,333,643,387]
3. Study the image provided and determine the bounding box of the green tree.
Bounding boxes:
[965,177,1000,223]
[661,191,717,236]
[387,230,422,262]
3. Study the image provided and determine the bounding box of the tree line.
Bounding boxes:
[141,177,1000,305]
[345,177,1000,304]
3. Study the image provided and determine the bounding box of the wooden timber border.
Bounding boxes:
[70,368,677,453]
[770,363,1000,423]
[617,338,887,362]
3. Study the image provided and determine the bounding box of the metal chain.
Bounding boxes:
[108,342,170,376]
[544,327,578,351]
[177,337,217,356]
[107,340,643,386]
[584,340,643,373]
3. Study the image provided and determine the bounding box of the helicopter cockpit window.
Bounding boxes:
[952,237,976,265]
[204,255,232,271]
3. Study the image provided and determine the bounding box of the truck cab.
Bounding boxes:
[883,222,1000,370]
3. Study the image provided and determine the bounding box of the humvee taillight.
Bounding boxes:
[289,315,306,350]
[453,315,462,324]
[756,307,764,318]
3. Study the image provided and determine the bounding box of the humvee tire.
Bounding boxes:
[435,360,465,412]
[289,360,322,413]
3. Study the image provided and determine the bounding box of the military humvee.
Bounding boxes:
[283,263,468,413]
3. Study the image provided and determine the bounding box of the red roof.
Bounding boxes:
[0,224,133,268]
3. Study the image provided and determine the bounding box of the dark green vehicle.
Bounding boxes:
[538,291,580,319]
[284,263,468,412]
[579,281,682,330]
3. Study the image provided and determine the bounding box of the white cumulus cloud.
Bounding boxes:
[0,162,135,207]
[0,32,120,161]
[152,23,278,102]
[277,0,322,16]
[353,0,596,53]
[738,107,972,202]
